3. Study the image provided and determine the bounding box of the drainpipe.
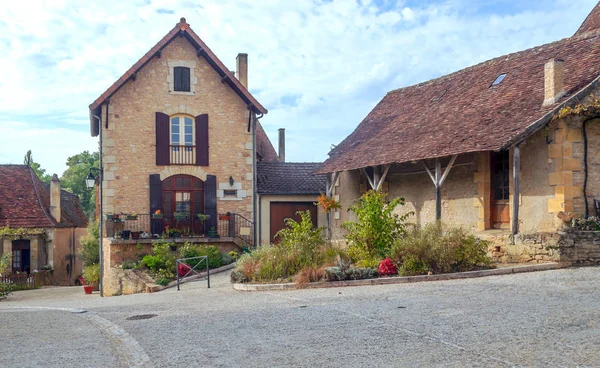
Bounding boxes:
[252,110,263,247]
[93,112,104,297]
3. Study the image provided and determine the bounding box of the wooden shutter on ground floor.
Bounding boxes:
[156,112,170,165]
[195,114,209,166]
[149,174,164,235]
[203,174,217,233]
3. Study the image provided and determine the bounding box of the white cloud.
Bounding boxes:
[0,0,597,169]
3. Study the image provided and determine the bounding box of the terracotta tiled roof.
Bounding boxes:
[318,5,600,174]
[575,2,600,36]
[257,162,326,194]
[0,165,87,228]
[89,17,267,136]
[256,123,280,162]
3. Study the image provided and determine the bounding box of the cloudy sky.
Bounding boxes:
[0,0,597,176]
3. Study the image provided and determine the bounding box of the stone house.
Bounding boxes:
[317,3,600,263]
[88,17,326,294]
[0,165,88,285]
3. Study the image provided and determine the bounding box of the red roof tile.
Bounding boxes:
[575,2,600,36]
[89,17,267,136]
[0,165,87,228]
[256,123,280,162]
[318,5,600,174]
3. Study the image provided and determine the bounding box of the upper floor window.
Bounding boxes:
[170,114,195,164]
[174,66,191,92]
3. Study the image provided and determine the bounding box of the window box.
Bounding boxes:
[126,215,138,221]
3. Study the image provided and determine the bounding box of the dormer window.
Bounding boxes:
[174,67,191,92]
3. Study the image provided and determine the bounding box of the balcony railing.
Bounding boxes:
[170,145,195,165]
[105,213,254,246]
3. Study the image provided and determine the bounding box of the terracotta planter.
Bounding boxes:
[83,285,93,294]
[219,215,231,221]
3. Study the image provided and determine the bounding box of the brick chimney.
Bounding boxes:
[278,128,285,162]
[50,174,61,223]
[543,59,566,106]
[236,53,248,88]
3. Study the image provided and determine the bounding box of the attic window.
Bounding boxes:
[491,73,507,87]
[174,67,191,92]
[430,89,447,103]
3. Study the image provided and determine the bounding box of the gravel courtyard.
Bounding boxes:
[1,266,599,367]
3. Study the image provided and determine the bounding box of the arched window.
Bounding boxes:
[162,175,205,234]
[170,114,195,164]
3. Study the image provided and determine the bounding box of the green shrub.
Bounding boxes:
[121,261,138,270]
[221,252,234,265]
[0,282,13,299]
[391,223,492,276]
[79,221,100,265]
[0,253,11,275]
[179,243,222,269]
[275,210,327,267]
[82,263,100,284]
[342,190,412,264]
[156,277,170,286]
[323,266,378,281]
[140,241,176,274]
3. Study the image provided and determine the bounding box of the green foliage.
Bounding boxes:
[60,151,99,218]
[391,223,492,276]
[233,211,345,283]
[79,221,100,265]
[0,283,14,299]
[156,277,170,286]
[342,190,412,263]
[121,261,138,270]
[0,253,11,275]
[82,263,100,284]
[0,227,45,239]
[228,251,239,260]
[24,150,51,183]
[179,243,222,269]
[140,241,176,274]
[323,266,378,281]
[221,252,234,265]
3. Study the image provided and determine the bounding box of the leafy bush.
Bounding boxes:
[0,253,11,276]
[221,252,234,265]
[121,261,138,270]
[571,216,600,230]
[233,211,345,283]
[79,220,100,265]
[0,283,13,299]
[140,241,176,276]
[323,266,378,281]
[82,263,100,285]
[343,190,412,264]
[391,223,492,276]
[156,277,170,286]
[179,243,222,269]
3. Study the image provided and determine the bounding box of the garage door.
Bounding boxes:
[269,202,318,243]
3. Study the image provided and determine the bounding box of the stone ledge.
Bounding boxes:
[232,262,572,292]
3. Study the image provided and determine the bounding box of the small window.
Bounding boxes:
[174,66,191,92]
[491,73,507,87]
[223,189,237,197]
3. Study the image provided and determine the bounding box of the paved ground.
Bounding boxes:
[1,266,599,367]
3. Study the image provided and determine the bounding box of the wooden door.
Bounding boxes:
[12,240,30,273]
[269,202,318,243]
[491,151,510,229]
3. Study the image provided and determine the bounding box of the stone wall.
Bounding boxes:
[558,231,600,265]
[100,36,254,226]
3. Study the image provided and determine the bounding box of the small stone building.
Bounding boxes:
[317,3,600,263]
[0,165,88,285]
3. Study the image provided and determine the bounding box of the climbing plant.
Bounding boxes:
[0,227,45,239]
[552,95,600,122]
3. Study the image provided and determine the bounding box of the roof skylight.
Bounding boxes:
[491,73,507,87]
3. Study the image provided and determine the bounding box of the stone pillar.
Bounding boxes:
[2,238,12,269]
[30,237,39,270]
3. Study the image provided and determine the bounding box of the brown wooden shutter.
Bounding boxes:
[195,114,209,166]
[173,67,190,92]
[156,112,170,165]
[203,175,217,234]
[181,67,190,92]
[149,174,164,235]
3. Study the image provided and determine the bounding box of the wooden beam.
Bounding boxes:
[373,166,380,190]
[422,162,435,184]
[362,168,375,189]
[435,158,442,220]
[439,154,458,185]
[512,145,520,235]
[375,164,391,191]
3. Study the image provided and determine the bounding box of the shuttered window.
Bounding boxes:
[156,112,208,166]
[173,66,190,92]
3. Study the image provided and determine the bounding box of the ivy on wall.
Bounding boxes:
[552,95,600,122]
[0,226,46,239]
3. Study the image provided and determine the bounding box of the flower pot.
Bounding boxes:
[219,215,231,221]
[105,214,114,220]
[152,214,163,219]
[171,232,181,238]
[126,215,138,221]
[83,285,93,294]
[122,230,131,239]
[170,245,178,252]
[131,231,141,240]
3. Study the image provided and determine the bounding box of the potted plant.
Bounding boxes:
[196,213,210,222]
[122,230,131,239]
[112,214,123,223]
[152,210,163,219]
[81,264,100,294]
[105,213,114,220]
[165,227,181,238]
[131,231,141,240]
[219,212,231,221]
[126,213,138,220]
[174,212,188,221]
[208,226,219,238]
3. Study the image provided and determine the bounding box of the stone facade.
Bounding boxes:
[99,36,255,223]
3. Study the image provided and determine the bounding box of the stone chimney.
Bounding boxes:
[543,59,566,106]
[236,53,248,88]
[278,128,285,162]
[50,174,61,223]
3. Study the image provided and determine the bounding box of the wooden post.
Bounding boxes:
[435,158,442,220]
[512,145,520,235]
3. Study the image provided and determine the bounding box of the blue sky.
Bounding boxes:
[0,0,597,176]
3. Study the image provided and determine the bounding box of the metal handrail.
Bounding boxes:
[176,256,210,290]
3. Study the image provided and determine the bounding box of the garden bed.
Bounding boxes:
[232,262,570,291]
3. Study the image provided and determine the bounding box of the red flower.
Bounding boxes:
[178,263,191,277]
[378,258,397,276]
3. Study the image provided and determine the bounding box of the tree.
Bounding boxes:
[60,151,99,218]
[24,150,51,183]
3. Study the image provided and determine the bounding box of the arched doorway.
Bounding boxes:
[12,239,30,274]
[162,175,205,235]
